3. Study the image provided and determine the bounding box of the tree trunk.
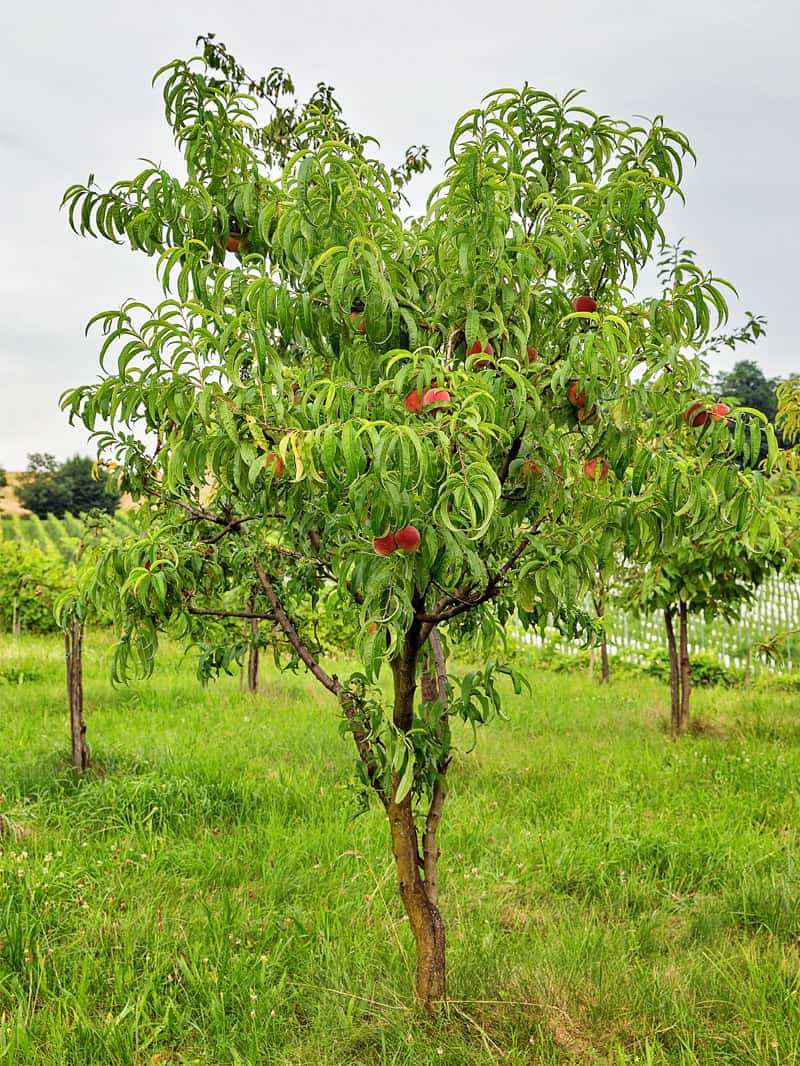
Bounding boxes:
[247,621,259,694]
[664,607,680,737]
[744,641,752,689]
[65,618,90,771]
[593,592,609,683]
[387,795,446,1007]
[13,597,21,638]
[389,637,446,1009]
[679,601,690,733]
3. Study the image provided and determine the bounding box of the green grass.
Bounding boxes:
[1,634,799,1064]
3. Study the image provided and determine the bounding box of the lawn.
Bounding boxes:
[1,633,799,1064]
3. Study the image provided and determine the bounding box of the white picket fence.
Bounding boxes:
[517,574,800,672]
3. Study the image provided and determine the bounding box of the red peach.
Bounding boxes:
[372,532,397,556]
[567,381,587,408]
[583,458,609,481]
[404,389,424,414]
[685,402,708,427]
[395,525,421,552]
[572,295,597,313]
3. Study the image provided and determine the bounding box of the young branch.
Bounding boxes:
[253,559,340,696]
[417,532,536,640]
[186,604,275,622]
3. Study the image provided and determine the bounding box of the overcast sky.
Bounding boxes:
[1,0,797,470]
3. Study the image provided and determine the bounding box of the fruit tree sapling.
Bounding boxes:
[61,47,773,1007]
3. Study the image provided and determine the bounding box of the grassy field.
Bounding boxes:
[1,635,799,1065]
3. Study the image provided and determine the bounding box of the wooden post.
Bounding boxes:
[246,588,259,694]
[65,618,90,771]
[678,601,691,733]
[593,590,609,683]
[664,607,680,736]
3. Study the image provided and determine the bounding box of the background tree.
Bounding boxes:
[15,454,120,519]
[0,466,7,488]
[623,490,793,734]
[60,43,774,1007]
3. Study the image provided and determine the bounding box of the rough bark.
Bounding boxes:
[389,636,446,1008]
[664,607,680,737]
[65,618,89,771]
[679,600,691,733]
[388,793,446,1007]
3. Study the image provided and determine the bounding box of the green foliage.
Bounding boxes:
[57,43,783,962]
[0,541,72,634]
[15,454,120,520]
[0,467,7,488]
[777,377,800,446]
[639,647,742,687]
[715,357,787,455]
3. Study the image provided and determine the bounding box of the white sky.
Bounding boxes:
[1,0,797,469]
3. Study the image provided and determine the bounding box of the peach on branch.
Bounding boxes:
[372,532,397,556]
[572,295,597,313]
[567,380,587,408]
[583,458,609,481]
[394,525,421,552]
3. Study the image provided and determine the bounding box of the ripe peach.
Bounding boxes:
[372,532,397,556]
[404,389,424,414]
[583,458,609,481]
[567,380,587,408]
[422,388,451,407]
[685,402,708,427]
[395,525,421,552]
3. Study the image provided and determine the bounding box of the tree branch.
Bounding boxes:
[497,430,525,487]
[186,604,275,622]
[253,559,340,696]
[417,531,537,640]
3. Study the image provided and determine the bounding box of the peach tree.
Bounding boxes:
[60,42,767,1006]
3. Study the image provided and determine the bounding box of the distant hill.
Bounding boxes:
[0,472,30,516]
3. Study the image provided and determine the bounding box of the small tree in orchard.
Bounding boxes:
[61,41,770,1006]
[626,514,790,733]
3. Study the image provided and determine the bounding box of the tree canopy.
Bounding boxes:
[59,39,779,1006]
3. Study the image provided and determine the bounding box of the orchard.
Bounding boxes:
[51,36,785,1014]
